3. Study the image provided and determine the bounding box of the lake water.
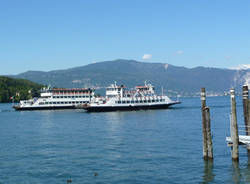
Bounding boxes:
[0,96,249,184]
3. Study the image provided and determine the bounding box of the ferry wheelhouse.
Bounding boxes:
[13,87,94,110]
[83,82,180,112]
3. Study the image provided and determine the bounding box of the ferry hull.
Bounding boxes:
[13,105,76,111]
[84,102,181,112]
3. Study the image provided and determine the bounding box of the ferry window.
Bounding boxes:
[68,96,71,98]
[53,102,56,104]
[122,101,126,104]
[45,102,48,104]
[118,101,121,104]
[156,99,159,102]
[53,96,56,98]
[127,101,130,103]
[57,102,60,104]
[57,96,60,98]
[139,100,143,103]
[75,96,79,98]
[76,101,79,104]
[135,100,138,103]
[160,99,163,102]
[39,102,44,105]
[143,100,147,103]
[131,101,134,103]
[152,100,155,102]
[64,96,67,98]
[72,101,75,104]
[65,102,68,104]
[163,99,165,102]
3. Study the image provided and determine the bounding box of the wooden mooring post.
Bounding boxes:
[201,88,208,159]
[201,88,213,160]
[230,88,239,161]
[205,107,213,159]
[242,85,250,152]
[243,85,249,135]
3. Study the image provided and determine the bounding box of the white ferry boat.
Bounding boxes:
[13,87,94,111]
[83,82,181,112]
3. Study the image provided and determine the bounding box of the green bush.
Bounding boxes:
[0,76,44,103]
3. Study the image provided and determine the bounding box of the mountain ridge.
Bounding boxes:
[11,59,250,96]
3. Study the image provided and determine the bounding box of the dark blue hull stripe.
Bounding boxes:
[84,102,180,112]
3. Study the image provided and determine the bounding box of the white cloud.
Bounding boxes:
[225,56,232,60]
[175,50,184,55]
[142,54,152,60]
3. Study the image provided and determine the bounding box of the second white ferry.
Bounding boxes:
[83,82,181,112]
[13,87,94,110]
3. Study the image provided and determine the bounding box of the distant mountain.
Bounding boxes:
[12,59,250,96]
[0,76,44,102]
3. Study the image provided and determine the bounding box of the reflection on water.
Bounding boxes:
[230,153,250,183]
[202,160,214,184]
[232,160,241,184]
[202,157,250,184]
[246,154,250,182]
[240,153,250,183]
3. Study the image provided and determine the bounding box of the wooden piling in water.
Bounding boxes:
[201,88,208,159]
[230,88,239,161]
[205,107,213,159]
[243,85,249,135]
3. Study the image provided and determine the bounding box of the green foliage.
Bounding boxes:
[0,76,44,103]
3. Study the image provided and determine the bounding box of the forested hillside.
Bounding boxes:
[0,76,44,102]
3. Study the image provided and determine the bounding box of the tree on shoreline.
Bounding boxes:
[0,76,44,103]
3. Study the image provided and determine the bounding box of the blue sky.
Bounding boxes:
[0,0,250,74]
